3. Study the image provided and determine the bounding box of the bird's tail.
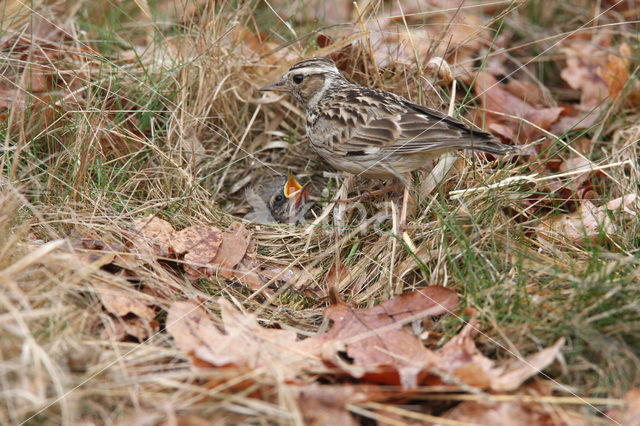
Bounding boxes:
[464,132,518,156]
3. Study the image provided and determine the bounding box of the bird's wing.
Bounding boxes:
[325,88,510,157]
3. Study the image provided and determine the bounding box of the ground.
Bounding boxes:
[1,0,639,424]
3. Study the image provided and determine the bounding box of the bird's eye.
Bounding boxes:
[274,194,284,203]
[293,74,304,84]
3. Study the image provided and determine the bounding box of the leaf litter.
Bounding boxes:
[165,285,565,424]
[3,1,640,424]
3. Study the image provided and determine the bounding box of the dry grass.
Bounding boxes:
[1,0,639,424]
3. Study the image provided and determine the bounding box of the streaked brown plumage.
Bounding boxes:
[260,57,514,180]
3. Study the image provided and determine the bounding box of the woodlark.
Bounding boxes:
[260,57,514,180]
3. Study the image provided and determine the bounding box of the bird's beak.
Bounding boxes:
[283,172,310,209]
[259,79,288,92]
[284,171,303,198]
[293,184,310,209]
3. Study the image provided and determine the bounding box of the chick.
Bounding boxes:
[244,172,311,224]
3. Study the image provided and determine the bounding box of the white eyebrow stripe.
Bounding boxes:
[288,66,338,74]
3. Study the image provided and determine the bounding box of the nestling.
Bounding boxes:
[244,172,311,224]
[260,57,514,180]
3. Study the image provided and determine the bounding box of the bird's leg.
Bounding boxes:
[420,153,457,197]
[334,173,352,233]
[398,173,417,232]
[399,183,410,233]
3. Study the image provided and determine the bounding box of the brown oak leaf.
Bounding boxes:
[131,216,175,258]
[304,286,459,388]
[166,299,321,378]
[172,225,223,278]
[210,221,251,278]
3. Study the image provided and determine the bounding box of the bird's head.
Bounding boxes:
[268,171,310,223]
[260,57,343,109]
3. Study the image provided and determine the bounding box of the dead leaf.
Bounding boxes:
[233,255,303,292]
[441,400,554,425]
[505,79,544,105]
[489,122,516,142]
[597,43,630,99]
[166,290,564,393]
[561,54,608,107]
[552,105,601,134]
[232,256,264,291]
[270,0,352,25]
[100,315,160,341]
[21,66,48,92]
[325,260,346,302]
[489,338,565,392]
[167,301,240,367]
[559,33,611,104]
[558,32,634,113]
[558,156,594,194]
[70,237,142,270]
[305,287,459,388]
[97,289,158,341]
[172,225,223,277]
[98,289,155,321]
[475,72,563,144]
[166,299,320,378]
[172,225,221,256]
[210,221,251,278]
[71,238,116,265]
[95,115,145,157]
[436,316,495,388]
[167,290,459,387]
[437,316,564,392]
[432,12,489,77]
[538,200,614,244]
[294,385,376,426]
[606,194,637,213]
[130,219,253,281]
[311,292,562,390]
[606,388,640,426]
[552,34,633,134]
[131,216,175,258]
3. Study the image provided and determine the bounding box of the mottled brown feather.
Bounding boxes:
[261,57,514,178]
